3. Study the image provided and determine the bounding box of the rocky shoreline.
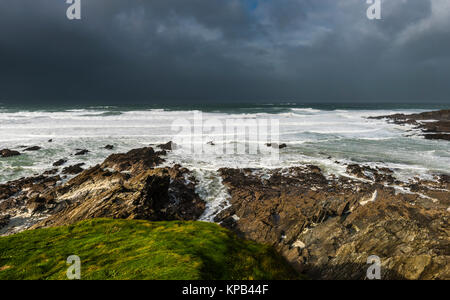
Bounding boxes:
[0,146,205,235]
[369,109,450,141]
[214,166,449,279]
[0,142,449,279]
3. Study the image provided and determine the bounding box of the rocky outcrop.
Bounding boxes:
[32,164,205,229]
[346,164,398,185]
[0,215,10,229]
[53,159,67,167]
[0,174,62,235]
[157,141,174,151]
[24,146,41,151]
[266,143,287,149]
[0,147,204,235]
[61,163,85,175]
[370,109,450,141]
[101,147,166,174]
[0,149,20,157]
[75,149,89,156]
[215,165,450,280]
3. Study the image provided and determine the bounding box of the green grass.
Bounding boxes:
[0,219,299,280]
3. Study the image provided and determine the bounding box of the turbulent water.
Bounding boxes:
[0,103,449,219]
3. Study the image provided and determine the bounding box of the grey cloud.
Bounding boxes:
[0,0,449,104]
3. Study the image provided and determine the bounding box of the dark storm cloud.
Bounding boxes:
[0,0,449,104]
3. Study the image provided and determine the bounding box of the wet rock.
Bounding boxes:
[0,215,10,229]
[53,159,67,167]
[24,146,41,151]
[43,169,59,176]
[440,175,450,184]
[102,147,166,174]
[266,143,287,149]
[33,165,205,228]
[346,164,395,184]
[75,149,89,156]
[424,134,450,141]
[0,147,200,236]
[0,174,61,235]
[216,166,450,280]
[157,141,174,151]
[370,110,450,141]
[104,145,114,150]
[27,196,48,213]
[48,139,53,143]
[62,163,85,175]
[0,149,21,158]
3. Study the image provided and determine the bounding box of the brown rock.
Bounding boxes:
[216,166,450,280]
[62,163,85,175]
[75,149,89,156]
[369,110,450,141]
[43,169,59,176]
[24,146,41,151]
[0,149,20,158]
[424,134,450,141]
[266,143,287,149]
[0,215,10,229]
[157,141,174,151]
[53,159,67,167]
[33,165,205,228]
[0,147,202,236]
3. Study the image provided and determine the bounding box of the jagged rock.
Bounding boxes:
[75,149,89,156]
[157,141,173,151]
[0,174,61,235]
[266,143,287,149]
[216,166,450,280]
[43,169,59,176]
[53,159,67,167]
[0,215,10,229]
[0,149,20,158]
[370,110,450,141]
[424,134,450,141]
[62,163,85,175]
[27,196,48,213]
[24,146,41,151]
[1,147,203,236]
[102,147,166,174]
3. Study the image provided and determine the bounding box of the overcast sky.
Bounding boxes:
[0,0,449,105]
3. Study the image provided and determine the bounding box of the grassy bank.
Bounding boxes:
[0,219,299,280]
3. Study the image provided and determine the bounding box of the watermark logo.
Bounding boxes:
[366,0,382,20]
[366,255,381,280]
[66,255,81,280]
[66,0,81,20]
[170,112,280,163]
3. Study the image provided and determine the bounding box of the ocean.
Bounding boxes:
[1,103,449,220]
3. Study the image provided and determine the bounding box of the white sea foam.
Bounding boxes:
[0,107,449,218]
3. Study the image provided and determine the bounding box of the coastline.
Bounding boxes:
[1,109,449,279]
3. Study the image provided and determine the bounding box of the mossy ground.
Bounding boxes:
[0,219,299,280]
